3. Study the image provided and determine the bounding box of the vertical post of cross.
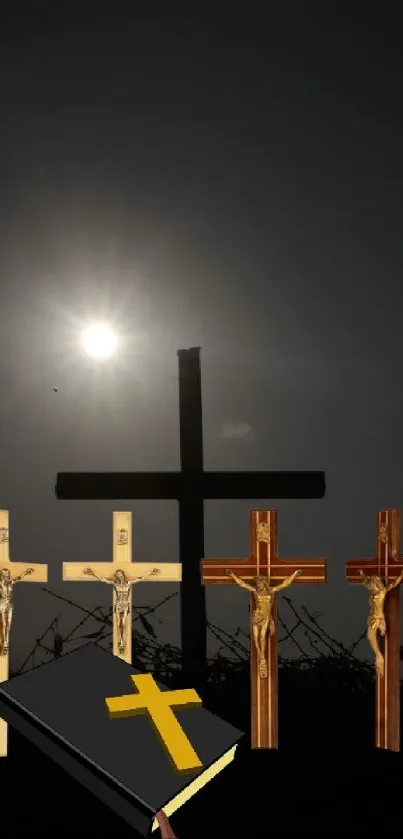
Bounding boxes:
[177,348,206,686]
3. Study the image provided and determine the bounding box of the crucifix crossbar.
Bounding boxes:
[62,511,181,664]
[55,347,326,686]
[0,509,48,757]
[202,509,327,748]
[346,507,403,752]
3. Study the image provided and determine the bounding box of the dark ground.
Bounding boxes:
[1,675,401,836]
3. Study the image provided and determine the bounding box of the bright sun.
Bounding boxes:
[82,323,118,359]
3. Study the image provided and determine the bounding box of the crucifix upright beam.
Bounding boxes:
[55,347,326,686]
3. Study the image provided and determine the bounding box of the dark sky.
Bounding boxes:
[0,3,402,669]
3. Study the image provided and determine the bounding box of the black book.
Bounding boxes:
[0,643,243,837]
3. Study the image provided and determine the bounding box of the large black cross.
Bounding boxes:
[55,347,325,687]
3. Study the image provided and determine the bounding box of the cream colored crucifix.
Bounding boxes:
[0,509,48,757]
[62,511,181,663]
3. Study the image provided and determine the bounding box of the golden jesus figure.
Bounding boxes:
[0,566,35,655]
[83,567,161,653]
[358,569,403,678]
[226,568,302,678]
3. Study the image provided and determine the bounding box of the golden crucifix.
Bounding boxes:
[63,511,181,663]
[83,565,160,654]
[358,570,403,679]
[226,568,301,678]
[0,509,48,757]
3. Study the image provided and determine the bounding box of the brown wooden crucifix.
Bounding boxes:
[346,507,403,752]
[202,509,327,748]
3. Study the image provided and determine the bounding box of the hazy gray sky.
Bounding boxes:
[0,7,402,671]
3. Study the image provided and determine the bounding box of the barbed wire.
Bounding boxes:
[10,587,379,690]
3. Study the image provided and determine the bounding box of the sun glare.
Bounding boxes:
[82,323,117,359]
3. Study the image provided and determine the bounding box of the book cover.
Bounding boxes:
[0,643,243,836]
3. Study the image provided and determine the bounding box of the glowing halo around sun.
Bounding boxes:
[82,323,118,359]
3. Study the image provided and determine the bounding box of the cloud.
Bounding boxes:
[219,421,253,440]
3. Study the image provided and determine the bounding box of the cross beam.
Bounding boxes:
[0,509,48,757]
[346,508,403,752]
[55,471,325,500]
[202,509,327,748]
[55,347,326,685]
[62,511,181,664]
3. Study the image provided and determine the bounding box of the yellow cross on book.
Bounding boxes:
[105,674,203,774]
